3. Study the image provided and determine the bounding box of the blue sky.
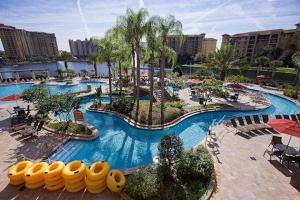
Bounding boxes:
[0,0,300,51]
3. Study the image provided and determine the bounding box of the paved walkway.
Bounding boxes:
[208,124,300,200]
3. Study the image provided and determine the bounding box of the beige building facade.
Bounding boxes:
[167,33,217,58]
[222,23,300,62]
[0,24,58,60]
[69,39,92,58]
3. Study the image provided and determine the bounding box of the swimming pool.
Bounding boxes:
[49,92,300,170]
[0,82,106,99]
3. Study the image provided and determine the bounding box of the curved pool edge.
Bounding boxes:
[86,102,272,131]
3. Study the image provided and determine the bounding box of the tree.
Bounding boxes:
[255,56,270,74]
[53,93,81,121]
[22,85,49,104]
[227,75,247,83]
[91,36,115,103]
[80,69,89,77]
[166,72,184,89]
[292,51,300,97]
[158,134,183,181]
[88,51,100,77]
[56,69,64,80]
[280,44,297,67]
[270,60,282,79]
[153,15,183,124]
[197,79,228,106]
[60,51,72,71]
[206,45,238,81]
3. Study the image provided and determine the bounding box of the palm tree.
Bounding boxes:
[91,36,115,103]
[255,56,270,75]
[206,45,238,81]
[60,51,72,71]
[292,51,300,97]
[270,60,282,79]
[153,15,182,124]
[88,52,99,77]
[115,8,148,121]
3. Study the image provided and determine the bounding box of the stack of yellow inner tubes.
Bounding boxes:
[24,162,48,189]
[62,160,86,192]
[106,170,126,193]
[44,161,65,191]
[8,161,33,186]
[85,161,110,194]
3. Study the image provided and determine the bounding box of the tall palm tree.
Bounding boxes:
[292,51,300,97]
[153,15,183,124]
[91,36,115,103]
[115,8,148,121]
[270,60,282,79]
[88,51,99,77]
[207,45,238,81]
[60,51,72,71]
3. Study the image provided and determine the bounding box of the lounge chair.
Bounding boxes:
[263,149,284,161]
[230,118,248,133]
[282,153,300,168]
[268,135,283,150]
[253,115,270,129]
[262,115,269,123]
[275,115,282,119]
[244,116,257,130]
[283,115,290,120]
[290,114,298,122]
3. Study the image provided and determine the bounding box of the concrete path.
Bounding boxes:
[208,124,300,200]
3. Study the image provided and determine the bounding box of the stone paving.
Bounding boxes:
[207,124,300,200]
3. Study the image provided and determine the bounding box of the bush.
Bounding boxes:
[47,121,92,135]
[158,134,183,181]
[107,96,134,115]
[283,85,298,99]
[227,75,247,83]
[177,146,213,182]
[165,101,184,109]
[124,166,159,200]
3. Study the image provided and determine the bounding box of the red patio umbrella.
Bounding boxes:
[228,83,246,90]
[0,94,21,101]
[186,79,203,85]
[267,119,300,147]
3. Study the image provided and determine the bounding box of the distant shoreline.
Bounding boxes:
[0,60,87,67]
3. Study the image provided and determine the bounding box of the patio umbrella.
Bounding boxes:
[186,79,203,85]
[228,83,246,90]
[0,94,21,101]
[267,119,300,147]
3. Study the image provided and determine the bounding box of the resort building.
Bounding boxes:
[167,33,217,58]
[222,23,300,62]
[0,24,59,60]
[69,39,92,58]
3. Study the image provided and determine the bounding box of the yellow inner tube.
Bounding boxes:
[106,170,126,193]
[45,180,65,191]
[85,178,106,189]
[87,185,106,194]
[25,180,45,190]
[65,181,85,192]
[45,174,63,183]
[86,161,109,181]
[9,178,25,186]
[64,175,84,185]
[24,162,48,183]
[44,161,65,178]
[62,161,86,180]
[45,177,64,186]
[8,161,32,182]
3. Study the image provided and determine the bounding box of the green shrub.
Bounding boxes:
[165,101,184,109]
[177,146,213,182]
[124,166,159,200]
[227,75,247,83]
[283,86,298,99]
[66,80,73,84]
[107,96,134,115]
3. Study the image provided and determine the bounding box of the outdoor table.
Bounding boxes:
[275,144,299,155]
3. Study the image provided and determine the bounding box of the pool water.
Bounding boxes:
[0,82,105,98]
[49,93,300,170]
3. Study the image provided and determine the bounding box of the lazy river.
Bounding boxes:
[49,92,300,170]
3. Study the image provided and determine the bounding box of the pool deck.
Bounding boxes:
[207,124,300,200]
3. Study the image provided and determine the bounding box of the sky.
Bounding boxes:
[0,0,300,51]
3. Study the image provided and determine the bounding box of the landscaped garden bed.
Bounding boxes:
[47,121,92,135]
[124,134,214,200]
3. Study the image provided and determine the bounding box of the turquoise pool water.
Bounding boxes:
[49,92,300,170]
[0,82,105,99]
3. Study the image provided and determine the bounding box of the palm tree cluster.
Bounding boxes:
[89,8,182,125]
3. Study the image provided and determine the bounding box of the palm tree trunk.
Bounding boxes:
[296,67,300,98]
[131,46,136,103]
[119,61,122,95]
[107,61,113,104]
[148,54,154,125]
[160,37,166,125]
[64,61,68,70]
[94,62,98,77]
[135,44,140,121]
